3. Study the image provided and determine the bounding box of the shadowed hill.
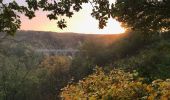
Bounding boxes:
[0,30,126,50]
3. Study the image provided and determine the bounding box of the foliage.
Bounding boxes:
[0,0,170,98]
[61,32,170,99]
[108,31,149,61]
[40,56,71,74]
[1,0,169,35]
[114,38,170,81]
[70,56,94,81]
[0,0,78,34]
[39,56,72,99]
[67,30,170,88]
[69,40,112,81]
[69,31,159,81]
[80,41,110,66]
[0,43,44,100]
[61,67,170,100]
[0,0,107,35]
[111,0,170,33]
[0,43,73,100]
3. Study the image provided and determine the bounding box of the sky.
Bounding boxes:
[6,0,125,34]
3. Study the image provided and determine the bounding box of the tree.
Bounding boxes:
[111,0,170,33]
[0,0,169,36]
[0,43,44,100]
[39,56,71,99]
[0,0,120,36]
[0,0,85,35]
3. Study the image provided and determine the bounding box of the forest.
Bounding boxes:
[0,0,170,100]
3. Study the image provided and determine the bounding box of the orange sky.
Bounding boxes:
[19,0,125,34]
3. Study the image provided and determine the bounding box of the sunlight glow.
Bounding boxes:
[20,0,125,34]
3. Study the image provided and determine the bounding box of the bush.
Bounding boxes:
[60,67,170,100]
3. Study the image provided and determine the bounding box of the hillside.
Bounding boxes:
[0,30,126,50]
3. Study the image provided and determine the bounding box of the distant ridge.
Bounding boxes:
[1,30,126,50]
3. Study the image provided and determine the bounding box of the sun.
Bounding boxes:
[53,3,126,34]
[20,2,126,34]
[93,19,126,34]
[64,18,125,34]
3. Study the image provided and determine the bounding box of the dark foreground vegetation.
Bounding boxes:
[0,31,170,100]
[61,31,170,100]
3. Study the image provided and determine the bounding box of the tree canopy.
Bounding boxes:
[112,0,170,33]
[0,0,169,35]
